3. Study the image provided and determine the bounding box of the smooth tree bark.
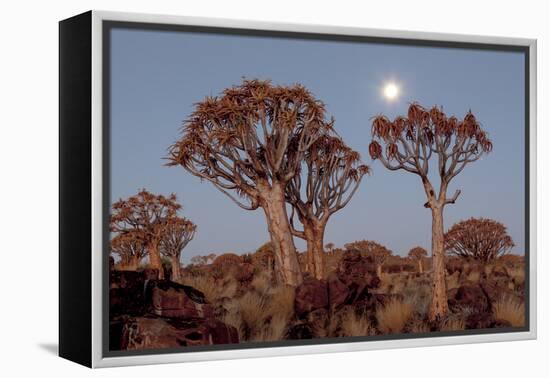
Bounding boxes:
[110,230,146,270]
[159,217,197,282]
[110,190,181,279]
[167,80,332,286]
[408,246,428,274]
[286,134,369,280]
[445,217,514,262]
[369,103,493,321]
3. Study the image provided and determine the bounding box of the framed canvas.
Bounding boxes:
[59,10,537,368]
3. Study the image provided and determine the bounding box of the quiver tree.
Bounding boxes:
[286,134,369,280]
[159,217,197,281]
[408,246,428,273]
[110,189,181,279]
[190,254,217,266]
[369,103,493,320]
[110,231,146,270]
[167,79,331,286]
[344,240,392,277]
[445,217,514,262]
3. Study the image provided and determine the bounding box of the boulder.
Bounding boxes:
[480,280,520,304]
[465,312,493,329]
[286,322,314,340]
[327,273,352,310]
[149,280,213,319]
[120,317,239,350]
[448,285,490,314]
[295,278,328,317]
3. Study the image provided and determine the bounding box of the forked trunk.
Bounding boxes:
[170,255,181,282]
[304,223,326,280]
[418,259,423,274]
[428,206,448,321]
[260,182,303,286]
[148,242,164,280]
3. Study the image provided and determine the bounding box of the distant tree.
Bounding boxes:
[369,103,492,320]
[252,242,275,273]
[408,246,428,273]
[344,240,392,276]
[445,218,514,262]
[167,80,332,286]
[110,189,181,279]
[159,217,197,281]
[110,230,146,270]
[287,134,369,279]
[325,243,335,254]
[190,253,217,266]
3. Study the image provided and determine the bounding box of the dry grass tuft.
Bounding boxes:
[180,274,237,303]
[341,312,374,337]
[376,298,413,334]
[441,316,465,331]
[493,296,525,327]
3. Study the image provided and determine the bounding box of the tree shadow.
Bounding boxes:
[38,343,58,356]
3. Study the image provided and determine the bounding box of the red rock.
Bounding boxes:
[120,317,239,350]
[295,278,328,317]
[149,280,213,319]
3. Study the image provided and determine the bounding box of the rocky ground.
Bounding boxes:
[109,251,525,351]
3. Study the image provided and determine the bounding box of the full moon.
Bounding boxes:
[383,82,400,101]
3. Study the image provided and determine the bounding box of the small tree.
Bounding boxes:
[369,103,492,320]
[408,246,428,273]
[159,217,197,281]
[287,134,369,279]
[110,230,146,270]
[110,190,181,279]
[167,80,331,286]
[445,218,514,262]
[344,240,392,276]
[325,243,335,255]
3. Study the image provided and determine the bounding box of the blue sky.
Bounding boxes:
[109,28,525,262]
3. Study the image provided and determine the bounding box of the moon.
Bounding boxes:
[383,82,400,101]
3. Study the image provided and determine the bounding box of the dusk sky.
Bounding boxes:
[109,27,525,263]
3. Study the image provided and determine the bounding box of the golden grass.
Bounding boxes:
[250,314,289,342]
[509,267,525,286]
[466,270,480,283]
[446,271,461,290]
[409,320,430,333]
[341,311,374,337]
[493,296,525,327]
[376,298,413,334]
[441,316,465,331]
[180,275,238,303]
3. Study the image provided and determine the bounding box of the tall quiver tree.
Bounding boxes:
[159,217,197,281]
[167,80,330,286]
[287,134,369,279]
[408,246,428,274]
[110,190,181,279]
[368,103,492,320]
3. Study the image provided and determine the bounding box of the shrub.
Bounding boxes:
[493,296,525,327]
[376,298,413,334]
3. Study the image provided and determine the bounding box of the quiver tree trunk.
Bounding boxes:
[376,264,383,277]
[428,206,448,321]
[260,182,303,286]
[170,255,181,282]
[148,243,164,280]
[304,223,326,280]
[418,259,423,274]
